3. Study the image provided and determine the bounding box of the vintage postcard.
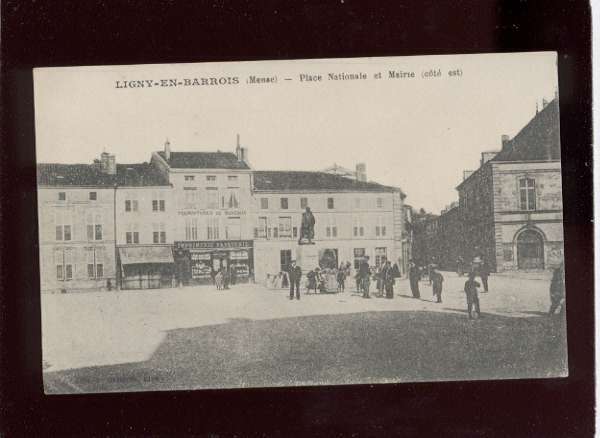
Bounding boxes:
[34,52,566,394]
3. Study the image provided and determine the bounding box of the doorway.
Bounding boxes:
[517,229,544,270]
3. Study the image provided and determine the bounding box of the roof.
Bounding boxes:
[37,163,170,187]
[492,99,560,162]
[253,171,402,194]
[157,151,250,170]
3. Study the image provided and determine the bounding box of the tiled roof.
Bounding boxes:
[253,171,401,194]
[37,163,169,187]
[492,99,560,162]
[157,151,250,170]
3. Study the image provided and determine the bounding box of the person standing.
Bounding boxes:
[383,260,395,299]
[287,260,302,300]
[464,272,481,319]
[479,259,489,292]
[359,256,371,298]
[408,260,420,299]
[431,268,444,303]
[548,262,565,315]
[337,265,346,292]
[229,265,237,286]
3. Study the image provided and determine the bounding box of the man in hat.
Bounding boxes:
[287,260,302,300]
[359,256,371,298]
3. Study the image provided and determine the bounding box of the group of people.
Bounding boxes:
[355,257,401,299]
[213,265,237,291]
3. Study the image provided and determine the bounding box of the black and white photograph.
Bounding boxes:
[34,52,567,394]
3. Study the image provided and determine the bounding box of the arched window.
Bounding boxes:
[519,177,536,211]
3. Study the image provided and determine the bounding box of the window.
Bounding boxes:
[96,264,104,278]
[57,265,64,280]
[377,197,384,208]
[293,227,298,238]
[152,223,166,243]
[152,193,166,212]
[126,232,132,244]
[86,212,103,241]
[206,175,216,182]
[125,199,139,212]
[353,217,364,237]
[58,192,66,201]
[88,263,95,278]
[375,217,386,237]
[280,198,288,209]
[273,227,279,238]
[184,187,198,207]
[65,264,73,281]
[185,218,199,240]
[300,197,308,209]
[226,217,241,240]
[89,192,97,201]
[207,217,220,240]
[519,177,536,211]
[327,198,334,209]
[256,217,268,238]
[354,198,361,209]
[278,217,292,238]
[184,175,195,181]
[225,188,240,209]
[260,198,269,209]
[354,248,365,269]
[206,188,219,209]
[63,225,72,241]
[280,250,292,272]
[55,250,73,281]
[326,216,337,238]
[125,200,131,212]
[375,247,387,267]
[228,175,238,181]
[86,248,104,278]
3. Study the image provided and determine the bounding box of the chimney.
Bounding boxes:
[164,138,171,161]
[236,134,249,164]
[100,151,116,175]
[355,163,367,182]
[501,134,510,151]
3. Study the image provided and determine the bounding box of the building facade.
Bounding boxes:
[251,171,406,283]
[38,142,409,292]
[456,98,563,272]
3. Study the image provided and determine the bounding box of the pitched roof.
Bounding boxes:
[37,163,169,187]
[157,151,250,170]
[492,98,560,162]
[253,171,401,194]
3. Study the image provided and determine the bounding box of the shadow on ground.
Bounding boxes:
[44,310,567,394]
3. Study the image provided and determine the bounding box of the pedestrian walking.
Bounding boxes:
[223,266,230,290]
[383,260,395,299]
[548,263,565,315]
[479,259,489,292]
[215,268,224,290]
[306,269,317,294]
[431,268,444,303]
[287,260,302,300]
[337,265,346,292]
[359,256,371,298]
[464,272,481,319]
[230,265,237,286]
[376,263,384,297]
[408,260,420,299]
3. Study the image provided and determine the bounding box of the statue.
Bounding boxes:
[299,206,315,244]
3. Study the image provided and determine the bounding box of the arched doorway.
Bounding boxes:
[517,229,544,270]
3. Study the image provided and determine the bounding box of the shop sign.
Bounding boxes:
[178,209,247,216]
[175,240,253,250]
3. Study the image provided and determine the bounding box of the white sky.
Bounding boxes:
[33,52,558,212]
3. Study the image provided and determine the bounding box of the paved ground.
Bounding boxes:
[42,271,567,393]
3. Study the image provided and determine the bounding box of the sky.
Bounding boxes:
[33,52,558,212]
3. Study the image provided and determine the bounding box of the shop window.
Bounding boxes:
[58,192,66,201]
[89,192,97,201]
[260,198,269,209]
[300,197,308,209]
[278,217,292,238]
[327,198,334,209]
[353,248,365,269]
[280,198,288,209]
[519,177,536,211]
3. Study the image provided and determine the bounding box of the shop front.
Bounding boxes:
[174,240,254,285]
[118,245,175,290]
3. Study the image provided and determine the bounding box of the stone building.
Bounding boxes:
[456,98,563,271]
[251,171,406,283]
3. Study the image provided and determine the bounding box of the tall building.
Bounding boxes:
[456,98,563,271]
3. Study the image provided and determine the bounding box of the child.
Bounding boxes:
[464,273,481,319]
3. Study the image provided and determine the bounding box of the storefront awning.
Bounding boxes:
[119,246,174,265]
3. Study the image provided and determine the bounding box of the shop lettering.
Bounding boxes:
[175,240,253,250]
[178,210,247,216]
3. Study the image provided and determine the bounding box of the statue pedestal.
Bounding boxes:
[297,244,319,272]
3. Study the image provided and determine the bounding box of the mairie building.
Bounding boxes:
[37,142,407,292]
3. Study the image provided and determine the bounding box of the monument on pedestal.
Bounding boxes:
[297,207,318,270]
